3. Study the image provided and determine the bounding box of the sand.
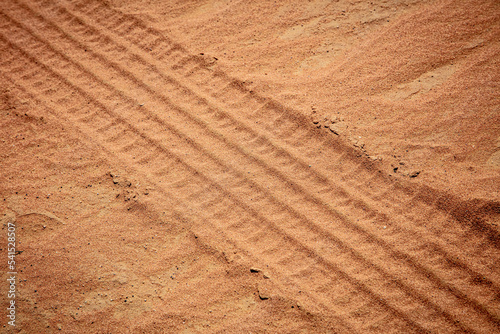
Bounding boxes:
[0,0,499,332]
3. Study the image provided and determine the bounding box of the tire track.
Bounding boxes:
[0,16,441,334]
[39,0,500,280]
[0,28,432,334]
[3,0,500,330]
[45,0,499,279]
[0,53,369,334]
[63,0,427,211]
[2,0,499,332]
[0,64,368,332]
[16,0,500,318]
[1,73,362,334]
[59,0,500,289]
[71,0,500,262]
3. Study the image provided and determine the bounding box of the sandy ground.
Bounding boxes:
[0,0,499,333]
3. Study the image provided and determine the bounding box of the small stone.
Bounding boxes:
[250,267,261,273]
[259,292,269,300]
[329,123,341,135]
[311,112,321,124]
[258,281,272,300]
[409,171,420,178]
[258,287,270,300]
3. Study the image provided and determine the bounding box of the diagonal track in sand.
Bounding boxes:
[0,32,433,334]
[54,0,500,280]
[1,0,499,332]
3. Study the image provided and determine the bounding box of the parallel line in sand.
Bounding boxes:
[1,30,432,331]
[12,0,500,318]
[65,0,499,230]
[20,0,500,285]
[0,3,488,324]
[67,0,419,209]
[57,2,496,240]
[1,78,355,333]
[57,0,500,259]
[0,25,438,334]
[0,2,500,332]
[56,0,500,287]
[5,0,500,328]
[0,64,364,334]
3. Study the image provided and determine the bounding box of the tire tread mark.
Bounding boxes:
[37,0,500,308]
[0,71,360,334]
[3,0,500,328]
[1,1,498,332]
[56,0,498,258]
[0,27,433,334]
[60,0,500,281]
[52,0,498,282]
[70,0,500,254]
[6,0,500,294]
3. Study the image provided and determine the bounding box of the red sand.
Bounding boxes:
[1,0,499,332]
